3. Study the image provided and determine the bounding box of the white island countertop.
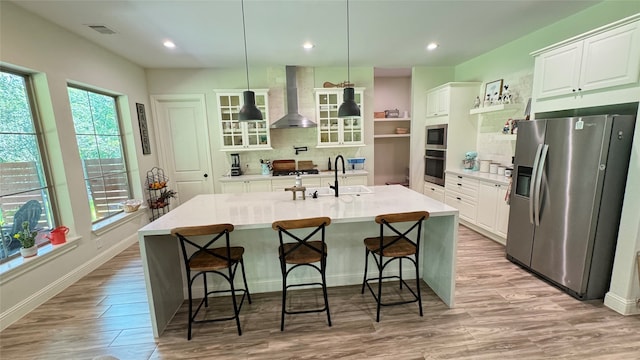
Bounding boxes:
[139,184,457,235]
[138,185,460,337]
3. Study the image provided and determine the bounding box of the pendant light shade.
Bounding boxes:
[338,87,360,118]
[238,0,263,121]
[338,0,360,118]
[239,90,263,120]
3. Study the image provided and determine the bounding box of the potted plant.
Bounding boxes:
[13,221,39,258]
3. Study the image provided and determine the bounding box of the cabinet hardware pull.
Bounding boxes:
[456,197,461,200]
[457,183,462,186]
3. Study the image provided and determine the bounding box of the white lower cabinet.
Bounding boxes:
[477,182,510,238]
[423,182,445,203]
[444,175,478,223]
[221,179,271,193]
[445,172,510,243]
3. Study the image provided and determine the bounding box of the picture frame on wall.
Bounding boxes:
[136,103,151,155]
[484,79,504,102]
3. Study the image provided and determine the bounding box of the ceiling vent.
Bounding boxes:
[87,25,117,35]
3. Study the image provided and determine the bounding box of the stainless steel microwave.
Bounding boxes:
[425,124,447,149]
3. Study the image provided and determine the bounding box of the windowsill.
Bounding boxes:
[92,206,148,236]
[0,236,80,283]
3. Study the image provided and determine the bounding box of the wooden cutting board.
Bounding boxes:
[297,160,316,170]
[272,159,296,172]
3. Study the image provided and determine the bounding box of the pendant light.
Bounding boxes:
[338,0,360,118]
[238,0,263,121]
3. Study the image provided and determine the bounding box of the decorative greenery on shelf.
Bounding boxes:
[149,189,177,209]
[13,221,37,249]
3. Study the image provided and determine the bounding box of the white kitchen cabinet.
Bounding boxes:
[476,181,510,238]
[495,184,510,238]
[444,174,479,223]
[426,86,450,117]
[532,19,640,100]
[221,179,272,193]
[315,89,365,147]
[423,182,445,203]
[215,90,272,151]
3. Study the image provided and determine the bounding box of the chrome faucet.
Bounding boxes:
[330,155,345,197]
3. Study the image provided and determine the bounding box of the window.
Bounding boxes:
[0,69,56,262]
[67,86,131,223]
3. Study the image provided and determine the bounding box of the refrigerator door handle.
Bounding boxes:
[534,144,549,226]
[529,144,543,225]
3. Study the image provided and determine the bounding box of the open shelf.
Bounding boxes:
[469,103,520,115]
[374,117,411,122]
[374,134,410,138]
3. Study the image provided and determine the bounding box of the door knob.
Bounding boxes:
[203,173,208,178]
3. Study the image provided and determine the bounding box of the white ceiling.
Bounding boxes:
[10,0,601,70]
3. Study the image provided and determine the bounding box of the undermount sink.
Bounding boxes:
[306,185,373,197]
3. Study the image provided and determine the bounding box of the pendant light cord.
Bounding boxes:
[346,0,350,83]
[241,0,250,90]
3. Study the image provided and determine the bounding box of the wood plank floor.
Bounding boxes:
[1,226,639,359]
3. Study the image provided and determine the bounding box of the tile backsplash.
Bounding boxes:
[229,128,365,175]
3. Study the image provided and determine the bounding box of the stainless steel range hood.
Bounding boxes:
[271,66,316,129]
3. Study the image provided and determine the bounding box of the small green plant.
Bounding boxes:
[13,221,38,249]
[158,189,177,201]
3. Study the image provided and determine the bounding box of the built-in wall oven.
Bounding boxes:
[424,149,446,185]
[424,124,448,185]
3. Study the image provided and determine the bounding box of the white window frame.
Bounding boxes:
[67,85,132,224]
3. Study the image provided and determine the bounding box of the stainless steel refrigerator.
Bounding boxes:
[506,114,635,300]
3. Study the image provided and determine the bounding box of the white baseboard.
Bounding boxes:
[459,220,506,246]
[0,235,138,331]
[604,291,640,315]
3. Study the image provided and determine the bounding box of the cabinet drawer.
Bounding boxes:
[445,194,477,222]
[423,183,445,203]
[445,178,478,198]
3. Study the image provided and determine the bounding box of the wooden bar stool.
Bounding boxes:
[272,217,332,331]
[171,224,251,339]
[361,211,429,322]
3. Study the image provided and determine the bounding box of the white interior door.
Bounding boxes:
[151,94,214,206]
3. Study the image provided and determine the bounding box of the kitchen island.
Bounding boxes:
[138,185,459,337]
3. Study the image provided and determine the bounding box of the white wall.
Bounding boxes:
[0,2,155,327]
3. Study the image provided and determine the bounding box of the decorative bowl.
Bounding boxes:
[122,199,143,213]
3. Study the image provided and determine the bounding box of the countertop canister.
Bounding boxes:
[479,160,491,173]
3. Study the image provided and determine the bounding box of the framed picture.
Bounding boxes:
[484,79,504,100]
[136,103,151,155]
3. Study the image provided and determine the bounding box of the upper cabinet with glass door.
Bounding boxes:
[315,88,365,148]
[215,90,272,151]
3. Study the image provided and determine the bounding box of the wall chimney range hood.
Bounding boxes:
[271,66,316,129]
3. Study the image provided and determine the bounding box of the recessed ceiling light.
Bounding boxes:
[303,42,314,50]
[427,42,439,51]
[163,40,176,49]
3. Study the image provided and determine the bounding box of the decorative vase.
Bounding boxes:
[20,246,38,258]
